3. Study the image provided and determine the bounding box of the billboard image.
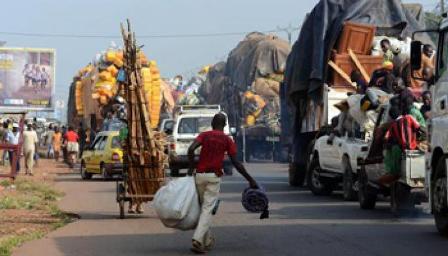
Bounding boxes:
[0,48,55,110]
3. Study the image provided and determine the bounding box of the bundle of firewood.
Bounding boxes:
[121,20,166,202]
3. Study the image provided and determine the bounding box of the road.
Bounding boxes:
[14,163,448,256]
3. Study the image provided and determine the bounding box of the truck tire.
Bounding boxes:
[307,156,333,196]
[358,166,377,209]
[170,169,180,177]
[288,162,305,187]
[223,165,233,176]
[342,156,357,201]
[433,157,448,236]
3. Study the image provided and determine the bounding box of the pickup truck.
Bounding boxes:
[357,105,426,214]
[308,133,369,201]
[167,105,234,176]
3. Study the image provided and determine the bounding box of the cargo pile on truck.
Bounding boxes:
[283,0,430,186]
[67,45,173,131]
[200,33,291,161]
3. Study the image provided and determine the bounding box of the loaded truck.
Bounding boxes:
[283,0,429,187]
[67,46,170,132]
[200,33,291,162]
[411,16,448,236]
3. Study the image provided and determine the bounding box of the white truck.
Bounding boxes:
[308,134,369,200]
[167,105,234,177]
[411,17,448,236]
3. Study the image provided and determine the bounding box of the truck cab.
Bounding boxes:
[167,105,233,176]
[412,17,448,236]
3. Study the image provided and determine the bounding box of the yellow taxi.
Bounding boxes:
[80,131,124,180]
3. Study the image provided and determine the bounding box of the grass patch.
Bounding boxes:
[0,178,71,256]
[0,179,63,211]
[0,231,44,256]
[0,180,10,187]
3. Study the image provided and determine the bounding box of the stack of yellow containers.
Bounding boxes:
[92,49,123,105]
[142,66,153,125]
[149,61,162,129]
[75,80,84,115]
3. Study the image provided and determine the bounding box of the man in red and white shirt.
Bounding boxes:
[188,113,257,254]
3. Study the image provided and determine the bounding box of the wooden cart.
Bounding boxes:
[115,164,165,219]
[115,20,167,219]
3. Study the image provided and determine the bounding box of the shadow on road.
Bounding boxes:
[50,223,447,256]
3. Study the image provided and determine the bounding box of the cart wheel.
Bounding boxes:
[119,199,125,219]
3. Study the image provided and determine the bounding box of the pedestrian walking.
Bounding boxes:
[31,123,40,167]
[45,124,55,158]
[0,121,9,165]
[52,127,62,161]
[78,124,86,157]
[23,123,39,176]
[187,113,258,254]
[5,123,21,173]
[85,127,96,149]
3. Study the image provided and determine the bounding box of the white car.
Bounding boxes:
[167,105,234,176]
[308,134,369,200]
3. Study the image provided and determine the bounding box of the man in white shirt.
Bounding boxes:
[23,123,39,175]
[6,123,21,173]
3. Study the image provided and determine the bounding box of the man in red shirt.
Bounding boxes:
[187,113,257,254]
[64,126,79,168]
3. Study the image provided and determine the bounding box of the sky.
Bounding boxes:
[0,0,440,121]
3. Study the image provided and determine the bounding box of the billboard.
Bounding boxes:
[0,48,55,111]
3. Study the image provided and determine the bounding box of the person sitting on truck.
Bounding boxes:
[327,100,353,144]
[350,70,367,94]
[369,62,395,94]
[380,39,394,62]
[380,106,424,185]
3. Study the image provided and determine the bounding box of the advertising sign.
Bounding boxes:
[0,48,55,111]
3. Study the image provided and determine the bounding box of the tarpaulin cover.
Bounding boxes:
[284,0,429,133]
[200,61,228,105]
[226,32,291,92]
[202,33,291,127]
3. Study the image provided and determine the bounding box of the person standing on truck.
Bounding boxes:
[381,106,424,185]
[187,113,258,254]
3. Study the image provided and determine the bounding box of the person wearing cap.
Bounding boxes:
[369,61,396,94]
[6,123,21,172]
[187,113,258,254]
[23,123,39,175]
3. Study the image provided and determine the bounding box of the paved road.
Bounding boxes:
[14,163,448,256]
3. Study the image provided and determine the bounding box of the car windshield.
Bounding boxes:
[178,117,213,134]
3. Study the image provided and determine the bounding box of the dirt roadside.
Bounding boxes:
[0,158,76,256]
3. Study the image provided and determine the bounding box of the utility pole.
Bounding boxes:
[442,0,446,15]
[277,24,297,45]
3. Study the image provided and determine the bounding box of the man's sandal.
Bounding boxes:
[190,240,208,254]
